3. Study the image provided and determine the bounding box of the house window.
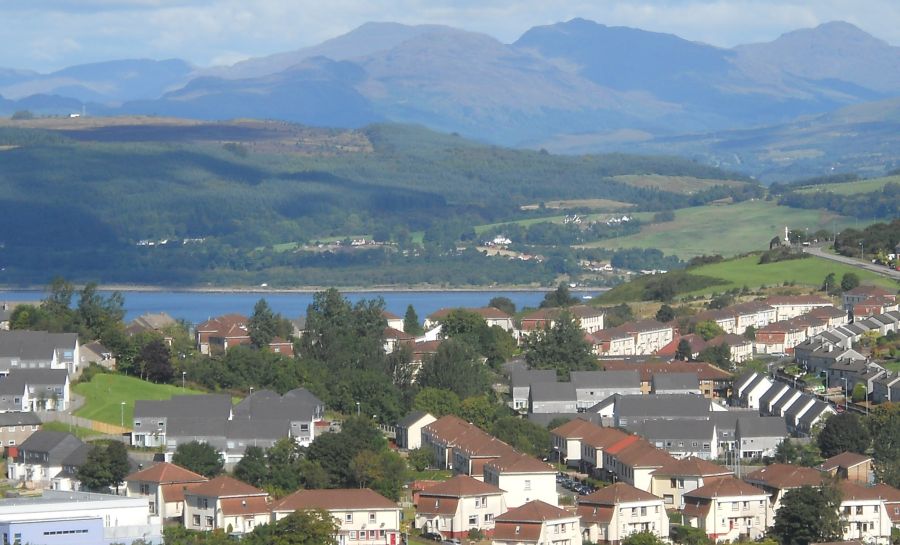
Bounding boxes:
[193,515,200,526]
[140,483,151,495]
[206,516,213,527]
[474,497,482,508]
[469,515,478,525]
[345,513,353,523]
[524,480,531,491]
[369,513,376,523]
[640,507,647,516]
[670,478,677,488]
[485,514,493,522]
[201,498,209,509]
[856,506,863,515]
[349,531,357,540]
[664,495,674,505]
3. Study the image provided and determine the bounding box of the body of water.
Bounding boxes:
[0,289,604,325]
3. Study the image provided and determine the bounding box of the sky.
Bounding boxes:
[6,0,899,72]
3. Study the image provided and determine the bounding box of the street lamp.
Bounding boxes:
[120,401,126,428]
[841,378,848,409]
[182,371,186,389]
[356,401,360,417]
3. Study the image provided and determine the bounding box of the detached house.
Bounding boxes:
[819,452,874,485]
[483,452,557,508]
[183,475,270,535]
[578,483,668,545]
[649,457,732,509]
[6,430,87,490]
[492,500,582,545]
[744,463,824,512]
[273,488,402,545]
[0,330,80,377]
[425,307,516,333]
[415,475,506,539]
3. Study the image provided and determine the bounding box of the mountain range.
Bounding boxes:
[3,18,900,180]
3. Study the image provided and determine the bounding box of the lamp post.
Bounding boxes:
[841,377,848,410]
[182,371,186,389]
[120,401,126,428]
[356,401,360,417]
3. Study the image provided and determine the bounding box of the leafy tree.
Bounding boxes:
[307,416,386,488]
[489,296,516,315]
[173,441,224,477]
[350,450,383,489]
[77,444,115,491]
[408,447,434,472]
[459,395,499,430]
[697,343,731,370]
[818,412,870,458]
[693,320,725,341]
[622,531,666,545]
[266,438,306,492]
[869,403,900,487]
[248,298,278,348]
[743,325,756,341]
[524,311,596,380]
[106,440,130,494]
[852,383,867,403]
[821,272,837,293]
[244,508,339,545]
[299,289,387,372]
[417,339,490,399]
[772,484,842,545]
[539,283,578,308]
[403,304,423,335]
[671,525,713,545]
[841,272,860,292]
[413,387,461,417]
[11,110,34,120]
[491,416,550,457]
[298,459,330,490]
[234,446,268,488]
[139,338,173,383]
[675,339,692,361]
[655,304,676,323]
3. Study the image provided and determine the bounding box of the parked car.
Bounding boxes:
[422,532,442,542]
[441,539,461,545]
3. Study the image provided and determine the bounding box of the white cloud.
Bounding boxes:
[1,0,898,72]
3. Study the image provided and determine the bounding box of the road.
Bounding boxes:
[803,246,900,281]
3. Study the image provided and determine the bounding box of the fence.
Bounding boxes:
[36,410,130,436]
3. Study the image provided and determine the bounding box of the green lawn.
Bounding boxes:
[42,420,105,440]
[684,255,898,295]
[579,200,863,258]
[795,175,900,196]
[74,374,204,427]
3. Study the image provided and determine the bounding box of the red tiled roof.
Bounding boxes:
[581,427,632,449]
[551,418,602,438]
[220,496,270,516]
[602,360,732,381]
[818,452,872,472]
[838,481,899,501]
[186,475,267,498]
[161,482,204,503]
[384,326,414,340]
[496,500,573,522]
[486,452,554,474]
[418,475,504,497]
[576,504,614,524]
[272,488,397,512]
[493,521,542,541]
[417,496,460,516]
[125,462,206,484]
[196,314,248,336]
[657,334,706,357]
[579,483,660,505]
[651,457,732,478]
[382,310,402,320]
[684,476,767,499]
[744,463,825,489]
[846,286,894,297]
[682,499,711,518]
[610,438,675,468]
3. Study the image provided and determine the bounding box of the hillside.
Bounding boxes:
[0,117,751,287]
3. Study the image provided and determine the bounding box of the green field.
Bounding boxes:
[685,255,898,295]
[74,374,204,427]
[42,421,105,440]
[795,175,900,195]
[579,200,861,258]
[612,174,746,194]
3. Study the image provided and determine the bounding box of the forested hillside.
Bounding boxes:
[0,118,753,286]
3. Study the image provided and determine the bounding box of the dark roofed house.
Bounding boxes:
[818,452,874,485]
[651,372,701,395]
[0,330,81,377]
[7,430,86,490]
[396,411,437,450]
[735,415,787,458]
[614,394,711,427]
[0,412,41,450]
[628,419,717,460]
[570,370,641,410]
[510,368,557,411]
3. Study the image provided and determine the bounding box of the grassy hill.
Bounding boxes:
[0,117,755,286]
[74,373,203,427]
[597,253,898,303]
[578,200,861,258]
[795,174,900,195]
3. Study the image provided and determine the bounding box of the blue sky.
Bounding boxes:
[7,0,899,72]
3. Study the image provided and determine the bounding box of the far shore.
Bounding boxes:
[0,284,609,295]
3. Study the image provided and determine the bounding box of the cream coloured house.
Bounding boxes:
[124,462,207,521]
[272,488,402,545]
[577,483,668,545]
[682,477,770,542]
[649,457,733,510]
[183,476,270,535]
[415,475,506,539]
[484,452,557,508]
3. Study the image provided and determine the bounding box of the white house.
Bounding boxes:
[577,483,669,545]
[397,411,437,450]
[492,500,582,545]
[682,477,771,542]
[182,476,270,535]
[415,475,507,539]
[483,452,557,508]
[124,462,208,521]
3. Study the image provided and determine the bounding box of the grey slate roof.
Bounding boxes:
[652,372,700,392]
[735,415,788,438]
[771,389,802,415]
[0,412,41,426]
[10,368,68,386]
[798,401,832,428]
[511,369,557,388]
[530,381,577,402]
[758,383,789,411]
[616,394,710,419]
[0,331,77,360]
[734,372,761,394]
[783,395,815,423]
[527,413,604,427]
[397,410,432,428]
[628,419,716,442]
[570,370,640,389]
[233,387,323,420]
[226,417,290,441]
[17,431,85,465]
[134,394,232,419]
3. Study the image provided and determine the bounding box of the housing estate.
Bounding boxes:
[492,500,582,545]
[0,330,81,377]
[415,475,506,539]
[577,483,668,545]
[125,462,208,522]
[7,430,89,491]
[183,475,270,535]
[273,488,403,545]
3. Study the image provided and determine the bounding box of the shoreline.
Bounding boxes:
[0,284,609,294]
